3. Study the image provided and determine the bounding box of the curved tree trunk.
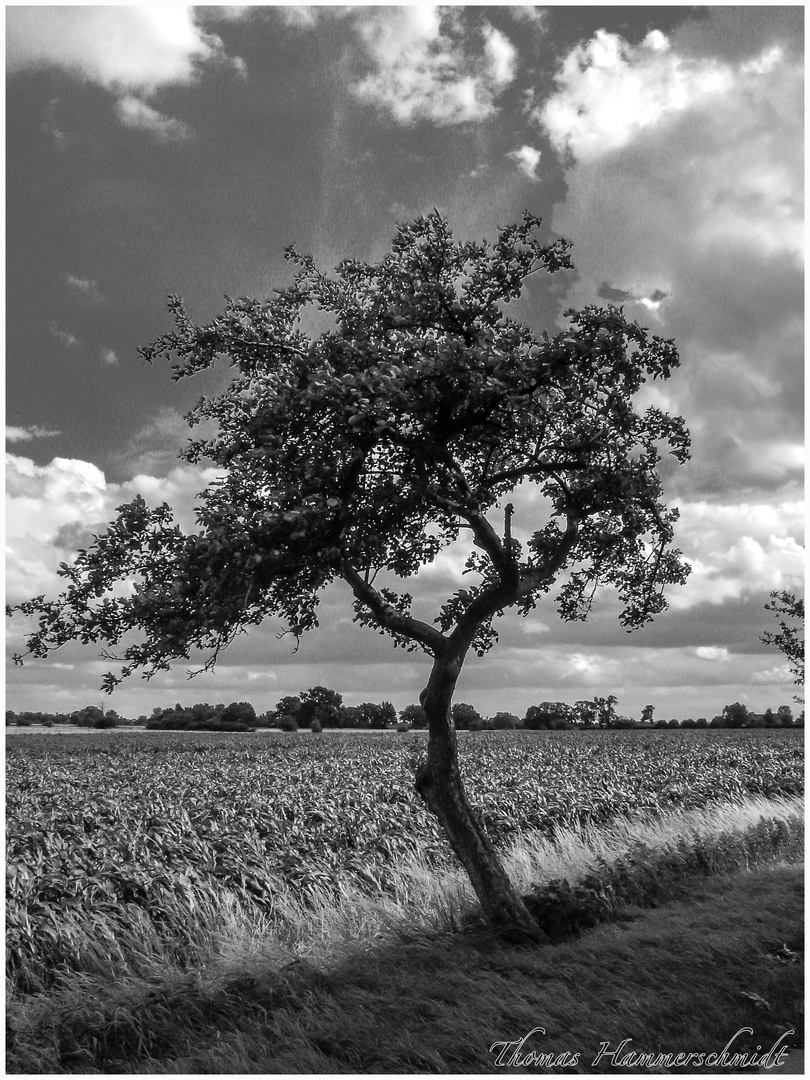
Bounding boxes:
[414,653,544,941]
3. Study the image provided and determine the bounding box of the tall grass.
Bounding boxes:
[8,793,803,1072]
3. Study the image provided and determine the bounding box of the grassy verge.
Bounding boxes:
[8,795,803,1073]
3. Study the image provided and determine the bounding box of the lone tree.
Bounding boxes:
[9,212,690,937]
[762,590,805,698]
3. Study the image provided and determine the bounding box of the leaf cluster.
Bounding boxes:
[762,591,804,690]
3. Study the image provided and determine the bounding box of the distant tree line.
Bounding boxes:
[6,692,803,731]
[5,705,123,728]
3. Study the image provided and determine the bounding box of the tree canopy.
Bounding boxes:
[10,211,690,691]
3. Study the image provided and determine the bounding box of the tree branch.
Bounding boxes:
[486,460,588,486]
[517,511,580,596]
[340,563,448,656]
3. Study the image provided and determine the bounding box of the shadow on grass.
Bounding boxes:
[8,862,803,1075]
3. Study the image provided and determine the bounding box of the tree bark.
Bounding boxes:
[414,652,545,942]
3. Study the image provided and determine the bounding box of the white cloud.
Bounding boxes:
[100,348,119,366]
[6,425,61,443]
[509,8,547,31]
[7,7,229,95]
[694,646,729,662]
[274,7,323,30]
[482,23,516,86]
[63,274,105,303]
[507,144,542,180]
[751,663,793,685]
[536,24,803,505]
[7,7,243,139]
[558,651,624,687]
[6,454,221,605]
[741,46,784,77]
[352,9,516,125]
[538,29,734,163]
[668,500,804,610]
[48,321,80,348]
[115,96,193,142]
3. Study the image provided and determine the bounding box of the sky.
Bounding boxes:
[5,5,804,722]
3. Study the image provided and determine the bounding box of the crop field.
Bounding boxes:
[7,728,803,995]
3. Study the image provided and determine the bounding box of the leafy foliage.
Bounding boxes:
[762,591,805,692]
[9,211,689,690]
[451,702,483,730]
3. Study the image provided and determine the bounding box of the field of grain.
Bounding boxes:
[7,727,803,995]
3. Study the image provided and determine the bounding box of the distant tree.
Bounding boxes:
[640,704,655,724]
[71,705,105,727]
[761,591,804,697]
[223,701,257,726]
[491,711,519,730]
[709,715,726,728]
[574,700,599,728]
[574,695,618,727]
[300,686,343,727]
[339,706,360,729]
[8,212,690,937]
[273,696,303,726]
[524,702,569,729]
[695,717,708,728]
[355,701,397,729]
[776,704,794,726]
[451,702,482,730]
[400,703,428,729]
[722,702,749,729]
[594,694,619,727]
[277,715,298,732]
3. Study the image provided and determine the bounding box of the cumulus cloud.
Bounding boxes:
[6,425,61,443]
[100,348,119,366]
[538,29,735,162]
[668,499,804,609]
[7,7,242,139]
[7,7,229,95]
[115,96,194,141]
[352,8,516,125]
[751,664,793,686]
[507,144,542,180]
[6,453,221,604]
[535,22,803,502]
